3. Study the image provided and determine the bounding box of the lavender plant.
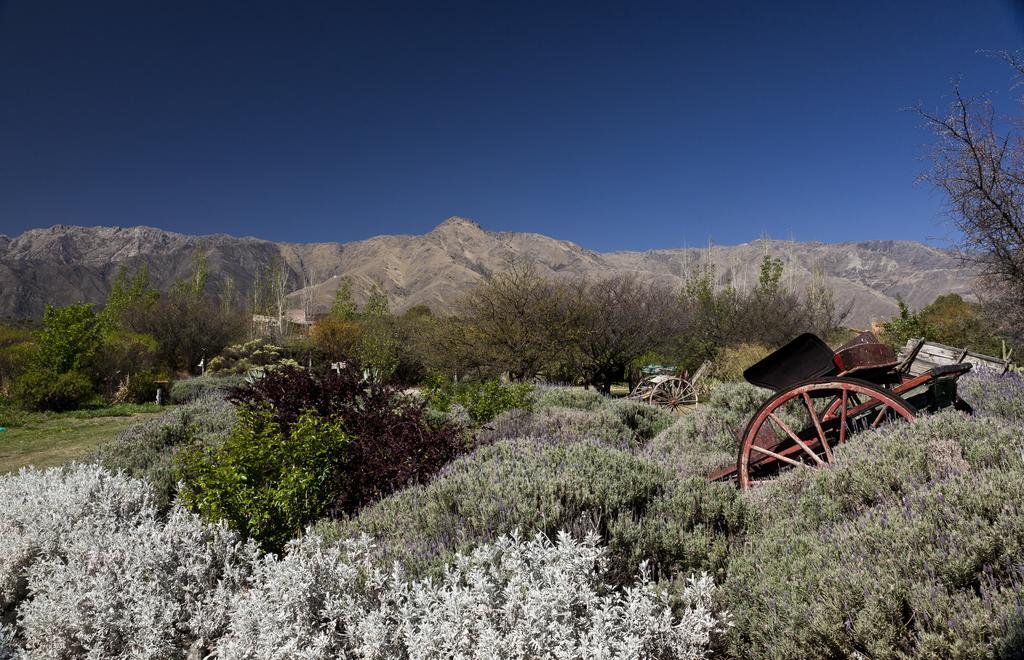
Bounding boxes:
[958,366,1024,421]
[722,411,1024,659]
[318,437,673,578]
[533,385,607,412]
[88,392,237,509]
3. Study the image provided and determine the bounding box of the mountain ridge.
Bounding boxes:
[0,219,976,327]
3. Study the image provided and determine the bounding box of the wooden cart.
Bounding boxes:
[708,332,974,489]
[626,360,712,411]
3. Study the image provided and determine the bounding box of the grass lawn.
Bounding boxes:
[0,404,167,473]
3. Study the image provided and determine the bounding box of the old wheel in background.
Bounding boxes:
[648,377,697,411]
[736,379,916,490]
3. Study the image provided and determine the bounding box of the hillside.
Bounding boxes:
[0,218,975,326]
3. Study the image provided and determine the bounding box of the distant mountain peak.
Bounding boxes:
[433,216,482,231]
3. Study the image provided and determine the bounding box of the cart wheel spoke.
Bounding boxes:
[767,413,825,467]
[802,392,833,463]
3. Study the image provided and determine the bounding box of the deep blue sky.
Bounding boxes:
[2,1,1023,251]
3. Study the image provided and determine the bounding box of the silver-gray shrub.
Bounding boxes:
[88,393,236,509]
[0,464,255,658]
[216,531,724,660]
[722,411,1024,659]
[533,385,607,411]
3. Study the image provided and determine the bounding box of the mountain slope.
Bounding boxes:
[0,218,975,327]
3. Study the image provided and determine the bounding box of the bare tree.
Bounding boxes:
[917,51,1024,336]
[570,274,680,393]
[456,262,573,381]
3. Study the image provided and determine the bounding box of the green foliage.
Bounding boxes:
[711,342,771,382]
[881,298,939,348]
[99,265,158,331]
[881,294,1010,356]
[424,377,534,426]
[328,277,357,320]
[12,368,95,412]
[599,398,674,444]
[0,323,34,396]
[89,393,237,509]
[177,407,351,552]
[609,477,749,583]
[33,304,103,375]
[756,254,784,294]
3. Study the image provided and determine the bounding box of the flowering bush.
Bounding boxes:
[169,373,246,404]
[476,406,636,449]
[216,531,724,660]
[319,438,672,578]
[601,398,675,443]
[958,366,1024,421]
[643,381,765,479]
[207,338,300,376]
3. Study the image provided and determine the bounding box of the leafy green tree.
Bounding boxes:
[881,299,936,348]
[329,277,357,320]
[33,304,104,375]
[176,407,351,553]
[357,283,400,381]
[100,265,158,331]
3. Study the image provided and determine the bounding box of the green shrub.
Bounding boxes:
[88,393,237,509]
[169,374,245,404]
[608,477,749,583]
[722,411,1024,659]
[424,378,534,426]
[317,438,671,579]
[12,368,94,412]
[533,385,606,411]
[177,407,351,553]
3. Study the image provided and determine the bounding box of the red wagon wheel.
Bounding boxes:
[736,378,916,490]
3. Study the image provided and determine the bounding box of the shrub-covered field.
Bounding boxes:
[1,369,1023,658]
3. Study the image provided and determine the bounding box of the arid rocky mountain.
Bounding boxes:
[0,217,975,327]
